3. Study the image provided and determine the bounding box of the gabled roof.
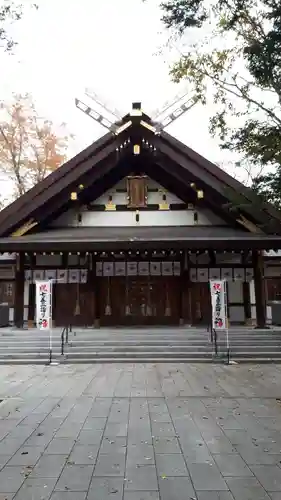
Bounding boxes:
[0,105,281,239]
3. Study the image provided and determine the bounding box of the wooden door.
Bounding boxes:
[190,282,211,325]
[100,276,180,326]
[54,283,95,327]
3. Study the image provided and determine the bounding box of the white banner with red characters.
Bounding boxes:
[210,280,227,330]
[36,281,52,330]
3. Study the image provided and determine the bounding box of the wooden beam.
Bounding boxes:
[34,156,134,230]
[155,138,225,194]
[25,153,121,229]
[1,235,281,253]
[149,160,242,228]
[11,219,38,237]
[236,214,263,234]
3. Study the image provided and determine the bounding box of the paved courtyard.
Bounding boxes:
[0,364,281,499]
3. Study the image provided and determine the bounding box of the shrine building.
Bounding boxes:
[0,102,281,329]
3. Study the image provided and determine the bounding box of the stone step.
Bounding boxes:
[229,358,281,363]
[230,351,281,358]
[62,357,217,364]
[66,335,281,341]
[0,353,59,360]
[1,346,279,357]
[0,357,217,365]
[216,345,281,351]
[1,341,280,350]
[0,331,280,337]
[63,351,213,359]
[0,356,280,365]
[67,340,281,346]
[63,345,281,353]
[0,337,279,343]
[0,359,50,365]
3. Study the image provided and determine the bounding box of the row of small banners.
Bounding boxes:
[26,265,255,282]
[35,278,229,331]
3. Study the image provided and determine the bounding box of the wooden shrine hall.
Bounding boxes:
[1,101,281,329]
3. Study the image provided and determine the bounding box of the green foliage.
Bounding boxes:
[160,0,208,32]
[160,0,281,204]
[251,170,281,209]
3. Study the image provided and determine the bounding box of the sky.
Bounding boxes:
[0,0,239,198]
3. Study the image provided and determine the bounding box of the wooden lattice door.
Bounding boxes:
[100,276,180,326]
[190,282,211,325]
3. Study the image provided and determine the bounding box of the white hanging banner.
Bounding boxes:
[210,280,227,330]
[138,261,149,276]
[115,262,126,276]
[80,269,88,283]
[69,269,80,283]
[190,268,197,282]
[36,281,52,330]
[57,269,68,283]
[173,262,181,276]
[197,268,208,282]
[25,270,32,282]
[103,262,114,277]
[96,262,103,276]
[45,269,57,281]
[162,261,173,276]
[34,270,44,281]
[209,268,220,280]
[127,261,138,276]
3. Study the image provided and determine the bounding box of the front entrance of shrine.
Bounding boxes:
[100,276,180,326]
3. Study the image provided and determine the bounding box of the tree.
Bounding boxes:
[0,93,73,199]
[0,196,7,211]
[159,0,281,204]
[0,1,38,51]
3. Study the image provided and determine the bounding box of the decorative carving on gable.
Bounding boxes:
[127,176,147,208]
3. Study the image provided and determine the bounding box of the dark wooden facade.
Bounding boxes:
[1,103,281,329]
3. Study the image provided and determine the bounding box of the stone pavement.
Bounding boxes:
[0,364,281,499]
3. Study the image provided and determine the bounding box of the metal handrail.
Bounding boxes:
[214,328,218,356]
[61,324,72,356]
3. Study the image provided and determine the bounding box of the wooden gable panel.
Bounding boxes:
[127,176,147,208]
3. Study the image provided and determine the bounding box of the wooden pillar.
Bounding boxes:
[252,250,267,329]
[180,269,189,325]
[180,250,190,325]
[27,284,35,327]
[242,281,251,324]
[27,254,36,328]
[89,253,100,328]
[14,252,25,328]
[95,276,101,328]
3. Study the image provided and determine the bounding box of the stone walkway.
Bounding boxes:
[0,364,281,499]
